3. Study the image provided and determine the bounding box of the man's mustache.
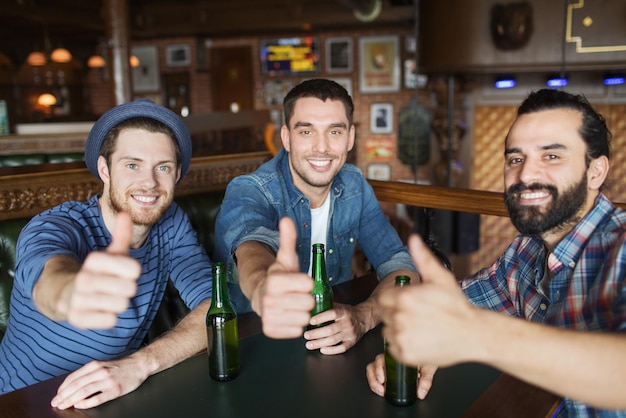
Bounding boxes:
[506,182,558,196]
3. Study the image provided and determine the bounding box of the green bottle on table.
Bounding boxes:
[384,275,418,406]
[308,243,334,330]
[206,262,240,381]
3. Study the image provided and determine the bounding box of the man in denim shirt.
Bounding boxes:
[215,79,417,355]
[366,89,626,416]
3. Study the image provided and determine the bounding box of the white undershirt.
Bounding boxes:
[308,194,331,275]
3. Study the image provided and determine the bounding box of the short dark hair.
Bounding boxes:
[283,78,354,127]
[516,89,611,165]
[99,117,181,171]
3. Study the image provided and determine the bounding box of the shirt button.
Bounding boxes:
[568,261,575,268]
[349,237,354,243]
[303,223,309,228]
[540,303,547,311]
[328,277,333,282]
[328,249,333,254]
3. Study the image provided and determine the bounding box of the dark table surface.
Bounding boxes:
[0,273,561,418]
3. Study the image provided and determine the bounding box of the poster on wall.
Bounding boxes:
[165,43,191,67]
[367,163,391,180]
[131,45,160,93]
[370,103,393,134]
[326,37,353,73]
[358,36,400,93]
[365,138,394,161]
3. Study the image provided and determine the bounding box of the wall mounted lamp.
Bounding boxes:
[87,54,140,68]
[37,93,57,107]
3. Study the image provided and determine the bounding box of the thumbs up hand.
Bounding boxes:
[259,217,314,339]
[65,212,142,329]
[380,234,479,369]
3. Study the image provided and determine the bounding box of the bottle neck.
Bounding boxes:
[395,275,410,287]
[312,244,327,282]
[210,263,234,313]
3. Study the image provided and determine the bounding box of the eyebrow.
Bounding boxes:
[119,156,176,166]
[504,143,567,156]
[292,121,348,129]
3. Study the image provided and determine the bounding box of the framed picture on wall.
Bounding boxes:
[359,35,400,93]
[367,163,391,181]
[325,37,352,73]
[165,43,192,67]
[131,45,160,93]
[370,103,393,134]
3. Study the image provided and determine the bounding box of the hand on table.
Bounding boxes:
[303,303,367,355]
[259,217,315,339]
[51,354,148,410]
[65,212,141,329]
[365,353,437,400]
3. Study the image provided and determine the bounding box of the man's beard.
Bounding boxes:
[504,173,587,235]
[108,187,171,226]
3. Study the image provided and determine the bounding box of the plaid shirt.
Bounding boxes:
[462,194,626,417]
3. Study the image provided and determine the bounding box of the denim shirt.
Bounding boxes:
[214,149,415,312]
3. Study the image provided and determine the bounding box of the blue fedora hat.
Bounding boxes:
[84,99,192,181]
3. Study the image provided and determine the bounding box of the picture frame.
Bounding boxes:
[325,37,352,73]
[359,35,400,93]
[329,77,353,97]
[131,45,160,93]
[165,43,192,67]
[367,163,391,181]
[365,138,394,161]
[370,103,393,134]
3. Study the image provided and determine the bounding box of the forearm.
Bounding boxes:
[32,255,79,321]
[132,299,212,378]
[472,308,626,409]
[235,241,275,314]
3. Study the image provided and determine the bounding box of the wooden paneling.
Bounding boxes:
[0,152,271,221]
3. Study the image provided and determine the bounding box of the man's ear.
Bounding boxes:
[587,155,609,191]
[97,156,110,185]
[280,125,291,152]
[347,125,355,152]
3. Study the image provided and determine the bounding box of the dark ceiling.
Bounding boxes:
[0,0,415,67]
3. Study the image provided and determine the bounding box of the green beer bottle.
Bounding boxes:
[384,275,418,406]
[307,243,333,330]
[206,262,240,381]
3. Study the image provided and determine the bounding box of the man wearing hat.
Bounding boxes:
[0,99,213,409]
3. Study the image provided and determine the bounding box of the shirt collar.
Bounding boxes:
[551,193,615,270]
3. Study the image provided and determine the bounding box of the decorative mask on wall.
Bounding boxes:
[489,2,534,50]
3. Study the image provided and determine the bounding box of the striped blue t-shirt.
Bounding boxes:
[0,195,212,394]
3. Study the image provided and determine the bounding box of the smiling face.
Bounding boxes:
[281,97,355,207]
[503,108,608,242]
[98,127,180,227]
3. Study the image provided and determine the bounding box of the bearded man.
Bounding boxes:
[0,99,213,410]
[367,89,626,417]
